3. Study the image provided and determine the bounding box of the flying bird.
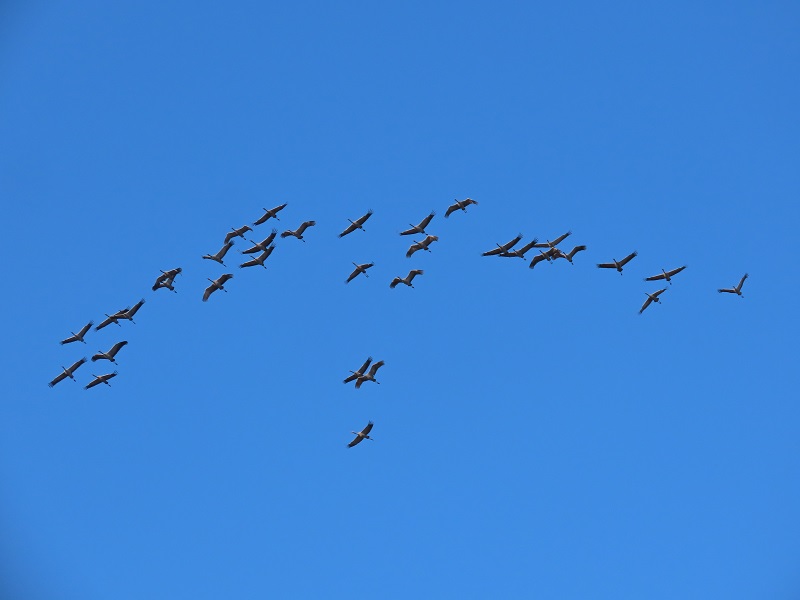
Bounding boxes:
[445,198,478,218]
[339,210,373,238]
[347,421,374,448]
[645,265,687,285]
[529,248,559,269]
[345,262,374,283]
[718,273,748,297]
[533,231,572,249]
[355,360,385,389]
[203,274,234,302]
[399,211,435,236]
[597,251,638,274]
[84,371,117,390]
[91,341,128,364]
[241,230,277,254]
[553,245,588,264]
[390,269,424,288]
[152,267,182,292]
[482,234,524,257]
[224,225,253,244]
[498,239,539,259]
[48,358,87,387]
[253,203,288,225]
[117,299,145,324]
[639,288,667,314]
[239,246,275,269]
[95,309,128,331]
[343,357,373,384]
[60,321,93,345]
[406,235,439,258]
[202,241,235,266]
[281,220,316,241]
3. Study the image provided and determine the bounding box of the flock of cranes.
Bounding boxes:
[50,198,748,447]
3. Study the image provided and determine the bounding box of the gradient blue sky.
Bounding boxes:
[2,1,799,598]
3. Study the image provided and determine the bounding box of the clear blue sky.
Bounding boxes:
[1,1,799,598]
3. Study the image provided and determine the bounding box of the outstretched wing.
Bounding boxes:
[406,242,421,258]
[444,202,459,218]
[339,222,358,238]
[223,230,237,244]
[217,241,234,260]
[345,267,360,283]
[107,341,128,358]
[652,288,667,298]
[482,246,505,256]
[361,421,374,435]
[367,360,385,376]
[202,285,214,302]
[389,277,401,288]
[550,230,572,246]
[84,377,102,389]
[407,269,423,282]
[665,265,687,278]
[240,257,259,268]
[619,251,638,266]
[49,371,68,387]
[297,220,316,235]
[399,226,417,236]
[355,210,373,226]
[348,433,364,447]
[418,211,435,229]
[566,245,587,260]
[529,253,548,269]
[639,296,653,314]
[126,299,145,318]
[737,273,749,291]
[95,315,115,331]
[217,273,234,285]
[464,198,478,207]
[718,287,735,294]
[645,272,666,281]
[516,239,539,255]
[423,235,438,246]
[596,262,616,269]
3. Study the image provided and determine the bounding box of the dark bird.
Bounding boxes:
[718,273,748,297]
[241,230,277,254]
[645,265,687,285]
[343,357,373,384]
[202,241,235,266]
[406,235,439,258]
[399,211,435,236]
[339,210,373,238]
[498,239,539,259]
[597,251,638,274]
[529,248,559,269]
[48,358,87,387]
[60,321,93,345]
[553,245,588,264]
[203,274,233,302]
[91,341,128,364]
[239,246,275,269]
[482,234,524,257]
[84,371,117,390]
[253,203,288,225]
[95,309,128,331]
[533,231,572,249]
[390,269,424,288]
[445,198,478,218]
[639,288,667,314]
[281,220,316,241]
[117,299,145,324]
[224,225,253,244]
[152,267,182,292]
[347,421,374,448]
[345,262,374,283]
[355,360,385,389]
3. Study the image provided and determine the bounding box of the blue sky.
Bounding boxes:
[1,1,799,598]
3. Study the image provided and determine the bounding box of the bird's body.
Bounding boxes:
[645,265,687,285]
[348,421,374,448]
[95,309,128,331]
[482,234,524,257]
[152,267,182,292]
[406,235,439,258]
[597,251,638,274]
[60,321,93,345]
[202,241,235,266]
[533,231,572,250]
[253,203,288,225]
[203,274,234,301]
[85,371,117,390]
[91,341,128,364]
[445,198,478,217]
[400,212,435,236]
[718,273,748,296]
[49,358,87,387]
[239,246,275,269]
[224,225,253,245]
[355,360,385,389]
[390,269,424,288]
[339,210,373,238]
[117,299,145,324]
[241,230,277,254]
[639,288,667,314]
[346,262,375,283]
[281,220,316,241]
[343,357,373,384]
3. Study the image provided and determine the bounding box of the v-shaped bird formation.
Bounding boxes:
[50,197,748,447]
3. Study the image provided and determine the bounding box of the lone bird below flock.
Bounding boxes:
[91,341,128,364]
[281,220,316,241]
[345,262,374,283]
[85,371,117,390]
[343,357,373,384]
[339,210,373,238]
[152,267,182,292]
[48,358,87,387]
[482,234,524,257]
[203,274,233,302]
[645,265,687,285]
[202,241,235,266]
[60,321,93,345]
[639,288,667,314]
[348,421,374,448]
[406,235,438,258]
[390,269,423,288]
[355,360,385,389]
[224,225,252,245]
[597,251,638,274]
[253,203,287,225]
[718,273,748,297]
[241,230,277,254]
[399,211,435,236]
[445,198,478,218]
[239,246,275,269]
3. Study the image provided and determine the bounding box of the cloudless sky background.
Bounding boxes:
[1,1,799,598]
